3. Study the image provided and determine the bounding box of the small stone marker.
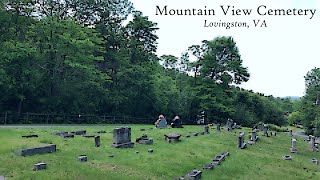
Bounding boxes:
[22,134,38,138]
[290,138,297,153]
[164,133,181,143]
[185,134,191,138]
[282,155,292,160]
[33,162,46,171]
[185,170,202,180]
[191,132,198,136]
[148,149,154,153]
[311,158,319,165]
[18,144,56,156]
[96,130,106,134]
[73,130,87,135]
[248,129,259,144]
[238,133,247,149]
[111,127,134,148]
[108,154,114,158]
[136,134,153,145]
[82,135,96,138]
[79,155,87,162]
[203,164,214,170]
[204,125,209,134]
[95,136,101,147]
[289,129,293,136]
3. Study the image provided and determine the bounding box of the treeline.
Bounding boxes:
[288,68,320,136]
[0,0,291,126]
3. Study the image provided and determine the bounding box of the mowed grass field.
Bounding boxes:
[0,125,319,180]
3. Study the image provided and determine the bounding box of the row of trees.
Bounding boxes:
[0,0,291,126]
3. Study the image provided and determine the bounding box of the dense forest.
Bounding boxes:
[0,0,318,134]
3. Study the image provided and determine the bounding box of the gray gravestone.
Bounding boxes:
[290,138,297,153]
[111,127,134,148]
[238,133,246,149]
[204,125,209,134]
[33,162,46,171]
[79,155,87,162]
[164,133,181,143]
[185,170,202,180]
[226,119,233,131]
[156,118,167,129]
[136,134,153,145]
[263,125,268,136]
[289,130,293,136]
[0,176,4,180]
[217,124,221,132]
[248,129,259,144]
[95,136,100,147]
[17,144,56,156]
[310,136,318,152]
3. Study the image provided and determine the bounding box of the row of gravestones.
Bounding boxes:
[173,152,230,180]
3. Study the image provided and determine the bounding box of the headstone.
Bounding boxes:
[171,117,183,128]
[22,134,38,138]
[33,162,46,171]
[164,133,181,143]
[226,119,233,131]
[257,123,264,131]
[185,170,202,180]
[156,118,167,129]
[61,133,74,138]
[95,136,100,147]
[0,176,5,180]
[238,133,246,149]
[263,125,268,136]
[310,136,318,152]
[290,138,297,153]
[79,155,87,162]
[111,127,134,148]
[204,125,209,134]
[17,144,56,156]
[148,149,154,153]
[136,134,153,145]
[248,129,259,144]
[217,124,221,132]
[203,164,214,170]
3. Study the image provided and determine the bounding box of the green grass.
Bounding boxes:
[0,125,319,180]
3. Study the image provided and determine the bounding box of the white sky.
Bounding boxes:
[130,0,320,97]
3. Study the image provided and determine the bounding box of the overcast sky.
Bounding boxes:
[130,0,320,97]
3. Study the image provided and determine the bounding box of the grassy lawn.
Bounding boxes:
[0,125,319,180]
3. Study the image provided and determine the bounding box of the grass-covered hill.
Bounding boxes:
[0,125,319,180]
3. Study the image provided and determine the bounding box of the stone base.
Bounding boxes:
[290,148,297,153]
[18,144,56,156]
[111,142,134,148]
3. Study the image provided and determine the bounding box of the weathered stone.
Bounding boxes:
[203,164,214,170]
[191,132,198,136]
[82,135,96,138]
[0,175,5,180]
[108,154,114,158]
[148,149,154,153]
[263,125,268,136]
[79,155,87,162]
[185,170,202,180]
[17,144,56,156]
[185,135,191,138]
[72,130,86,135]
[204,125,209,134]
[136,134,153,145]
[156,119,167,129]
[61,133,74,138]
[95,136,100,147]
[164,133,181,143]
[217,124,221,132]
[220,151,230,157]
[283,155,292,160]
[290,138,297,153]
[111,127,134,148]
[33,162,46,171]
[52,132,68,136]
[310,136,318,152]
[238,133,246,149]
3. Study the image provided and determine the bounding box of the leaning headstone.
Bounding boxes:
[111,127,134,148]
[204,125,209,134]
[17,144,56,156]
[79,155,87,162]
[310,136,318,152]
[290,138,297,153]
[185,170,202,180]
[164,133,181,143]
[238,133,246,149]
[33,162,46,171]
[95,136,101,147]
[136,134,153,145]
